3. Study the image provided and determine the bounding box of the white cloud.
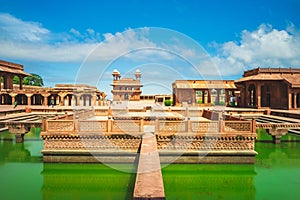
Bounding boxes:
[3,13,299,82]
[0,13,49,42]
[69,28,81,37]
[212,23,300,75]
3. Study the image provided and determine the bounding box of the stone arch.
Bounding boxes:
[15,94,28,105]
[0,94,12,105]
[13,75,24,90]
[63,94,73,106]
[31,94,43,105]
[81,94,92,106]
[48,94,59,106]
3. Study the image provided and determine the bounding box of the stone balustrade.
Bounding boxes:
[43,117,256,136]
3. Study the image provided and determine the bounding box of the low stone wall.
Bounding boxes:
[41,134,141,163]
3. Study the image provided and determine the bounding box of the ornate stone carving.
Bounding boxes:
[156,135,256,151]
[79,121,107,132]
[47,120,74,132]
[224,121,251,132]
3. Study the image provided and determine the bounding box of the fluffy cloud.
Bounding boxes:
[0,13,179,63]
[2,13,300,80]
[212,24,300,75]
[0,13,49,42]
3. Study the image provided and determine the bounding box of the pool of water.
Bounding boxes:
[1,129,300,200]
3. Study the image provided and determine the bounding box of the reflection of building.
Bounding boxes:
[111,69,143,101]
[172,80,237,106]
[235,67,300,109]
[0,60,106,106]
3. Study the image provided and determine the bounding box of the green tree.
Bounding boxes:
[164,100,173,106]
[13,74,44,86]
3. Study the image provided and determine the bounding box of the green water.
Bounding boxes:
[1,129,300,200]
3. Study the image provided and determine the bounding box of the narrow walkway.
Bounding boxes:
[134,133,165,200]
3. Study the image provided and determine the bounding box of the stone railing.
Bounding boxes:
[112,120,141,133]
[222,121,254,133]
[156,134,256,151]
[256,123,300,130]
[42,134,141,151]
[46,120,76,132]
[44,117,256,136]
[78,120,108,132]
[190,121,219,133]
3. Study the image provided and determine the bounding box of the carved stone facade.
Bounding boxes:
[235,67,300,109]
[172,80,238,106]
[0,60,106,106]
[111,69,142,101]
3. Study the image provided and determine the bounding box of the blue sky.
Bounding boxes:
[1,0,300,98]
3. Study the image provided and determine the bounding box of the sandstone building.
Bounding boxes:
[111,69,142,101]
[172,80,237,106]
[235,67,300,110]
[0,60,106,106]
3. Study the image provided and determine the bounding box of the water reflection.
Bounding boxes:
[41,163,136,200]
[0,140,41,163]
[1,129,300,200]
[162,164,256,200]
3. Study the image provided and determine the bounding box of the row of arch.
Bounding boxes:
[0,93,104,106]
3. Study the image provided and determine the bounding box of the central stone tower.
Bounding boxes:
[111,69,143,101]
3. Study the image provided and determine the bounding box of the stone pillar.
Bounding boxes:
[108,106,112,116]
[192,90,196,104]
[55,96,59,105]
[294,93,297,108]
[256,83,261,108]
[65,95,69,106]
[225,90,229,106]
[202,90,205,104]
[11,95,16,106]
[43,94,50,106]
[216,89,220,105]
[77,96,81,106]
[288,92,292,109]
[59,93,66,106]
[4,74,13,90]
[19,76,23,90]
[26,94,32,106]
[107,117,112,132]
[92,95,97,106]
[71,95,76,106]
[140,117,144,132]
